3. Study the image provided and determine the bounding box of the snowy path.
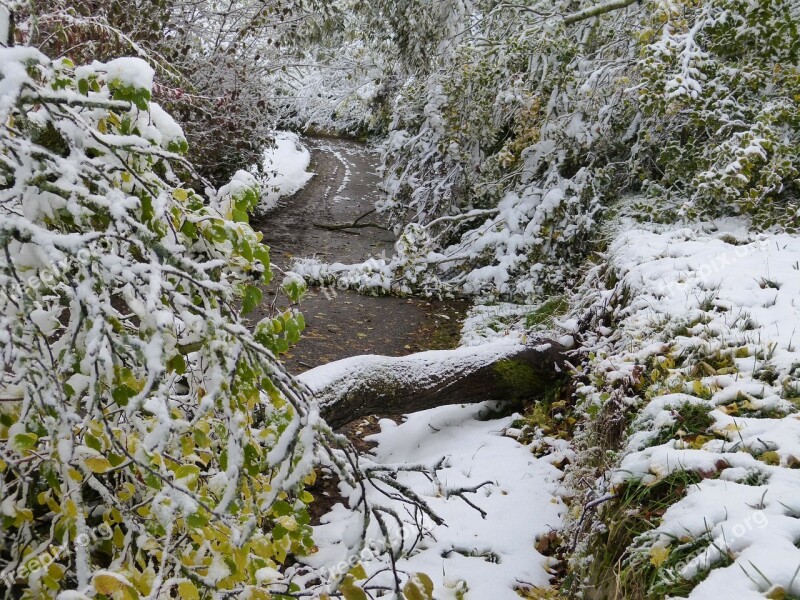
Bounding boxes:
[250,137,465,375]
[305,403,567,598]
[253,137,568,597]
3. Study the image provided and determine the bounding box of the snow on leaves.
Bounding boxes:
[0,45,325,598]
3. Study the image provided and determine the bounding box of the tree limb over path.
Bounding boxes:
[298,340,569,429]
[562,0,639,25]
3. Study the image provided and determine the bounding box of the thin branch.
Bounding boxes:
[562,0,640,25]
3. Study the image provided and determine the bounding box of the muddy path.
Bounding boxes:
[251,137,467,377]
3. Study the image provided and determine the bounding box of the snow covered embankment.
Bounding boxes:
[577,222,800,599]
[253,131,314,213]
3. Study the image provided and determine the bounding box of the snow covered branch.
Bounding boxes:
[300,340,569,429]
[561,0,640,24]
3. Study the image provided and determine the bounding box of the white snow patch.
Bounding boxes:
[304,402,566,598]
[254,131,314,212]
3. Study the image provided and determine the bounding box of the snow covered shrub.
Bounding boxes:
[298,0,799,301]
[0,42,325,599]
[298,1,638,300]
[10,0,297,185]
[637,0,800,228]
[269,40,395,138]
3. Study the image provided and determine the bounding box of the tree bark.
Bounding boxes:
[298,340,569,429]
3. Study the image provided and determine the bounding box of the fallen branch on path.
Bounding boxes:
[313,208,391,233]
[298,339,570,429]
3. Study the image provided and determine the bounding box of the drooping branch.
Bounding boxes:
[562,0,640,25]
[299,340,569,429]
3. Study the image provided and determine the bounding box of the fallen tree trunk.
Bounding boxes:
[297,340,569,429]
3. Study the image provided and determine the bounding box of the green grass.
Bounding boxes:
[525,296,569,328]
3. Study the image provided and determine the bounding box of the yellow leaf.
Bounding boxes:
[47,563,65,581]
[404,580,425,600]
[178,581,200,600]
[94,572,126,595]
[720,423,742,432]
[113,525,125,548]
[340,583,368,600]
[649,545,671,567]
[348,563,367,580]
[759,451,781,465]
[173,188,189,201]
[689,435,712,449]
[766,586,786,599]
[414,573,434,596]
[85,456,113,474]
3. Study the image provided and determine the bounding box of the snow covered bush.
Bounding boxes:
[269,40,395,138]
[298,0,799,301]
[566,224,800,599]
[637,0,800,227]
[0,41,331,599]
[9,0,315,185]
[251,131,313,214]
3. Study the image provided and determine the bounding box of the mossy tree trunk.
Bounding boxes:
[302,341,569,429]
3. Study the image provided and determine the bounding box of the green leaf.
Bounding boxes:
[273,524,289,540]
[339,583,368,600]
[167,353,186,375]
[243,443,261,475]
[85,433,102,452]
[180,220,197,239]
[239,238,253,261]
[187,512,208,528]
[112,384,137,407]
[242,284,262,315]
[174,464,200,481]
[272,500,292,516]
[13,432,38,451]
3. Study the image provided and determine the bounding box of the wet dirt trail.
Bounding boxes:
[250,137,467,377]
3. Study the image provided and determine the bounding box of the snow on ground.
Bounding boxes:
[580,219,800,598]
[303,402,566,598]
[460,303,532,347]
[253,131,314,212]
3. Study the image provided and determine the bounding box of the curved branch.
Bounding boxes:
[562,0,640,25]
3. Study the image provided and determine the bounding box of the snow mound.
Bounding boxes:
[579,219,800,599]
[254,131,314,212]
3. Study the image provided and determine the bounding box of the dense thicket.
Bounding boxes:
[296,0,800,301]
[10,0,333,184]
